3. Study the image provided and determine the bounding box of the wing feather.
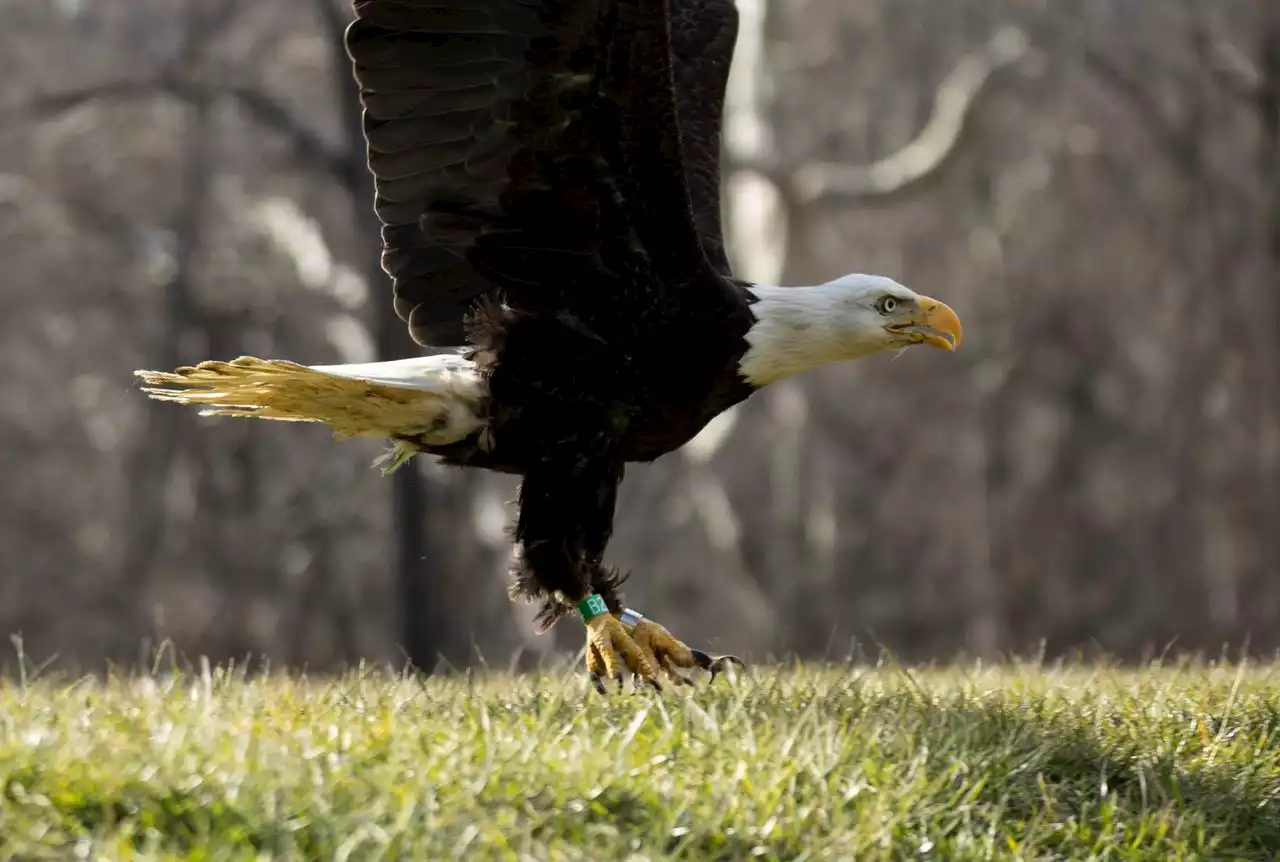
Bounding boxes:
[669,0,739,278]
[345,0,742,348]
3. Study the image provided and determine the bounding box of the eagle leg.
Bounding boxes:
[504,417,741,694]
[506,433,676,691]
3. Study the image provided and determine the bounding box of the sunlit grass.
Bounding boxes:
[2,653,1280,860]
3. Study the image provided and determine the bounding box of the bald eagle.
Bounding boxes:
[137,0,962,691]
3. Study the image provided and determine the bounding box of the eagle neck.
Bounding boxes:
[736,282,880,388]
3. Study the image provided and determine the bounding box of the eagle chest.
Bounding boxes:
[618,366,756,463]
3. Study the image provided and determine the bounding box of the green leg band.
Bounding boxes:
[577,593,609,623]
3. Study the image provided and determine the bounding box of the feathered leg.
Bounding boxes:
[504,430,667,691]
[495,380,742,694]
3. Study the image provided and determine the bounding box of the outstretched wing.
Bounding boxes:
[345,0,740,349]
[669,0,738,278]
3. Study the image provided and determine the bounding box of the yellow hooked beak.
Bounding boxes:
[891,295,963,351]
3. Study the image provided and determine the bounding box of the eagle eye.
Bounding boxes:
[875,296,898,315]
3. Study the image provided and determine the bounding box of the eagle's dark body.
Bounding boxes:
[345,0,762,627]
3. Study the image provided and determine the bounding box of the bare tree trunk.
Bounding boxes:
[313,0,451,673]
[104,0,245,662]
[1252,0,1280,601]
[114,93,210,605]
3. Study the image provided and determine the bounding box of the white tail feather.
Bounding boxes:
[134,355,487,471]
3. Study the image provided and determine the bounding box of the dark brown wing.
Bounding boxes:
[669,0,739,278]
[345,0,740,349]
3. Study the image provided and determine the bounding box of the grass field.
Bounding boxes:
[2,656,1279,861]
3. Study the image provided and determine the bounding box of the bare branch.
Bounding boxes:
[1080,48,1198,174]
[224,84,351,181]
[177,0,248,62]
[308,0,348,43]
[1079,18,1260,216]
[21,79,190,119]
[783,26,1031,204]
[18,77,349,182]
[1203,36,1265,101]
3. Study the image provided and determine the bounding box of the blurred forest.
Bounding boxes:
[2,0,1278,675]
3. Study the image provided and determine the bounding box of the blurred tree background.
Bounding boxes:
[2,0,1277,674]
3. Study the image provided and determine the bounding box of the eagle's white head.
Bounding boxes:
[738,273,963,387]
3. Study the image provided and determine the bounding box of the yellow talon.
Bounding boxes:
[583,609,745,694]
[584,613,661,693]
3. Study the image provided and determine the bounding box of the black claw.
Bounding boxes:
[691,649,746,682]
[590,673,607,696]
[615,673,624,692]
